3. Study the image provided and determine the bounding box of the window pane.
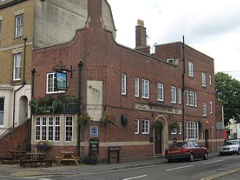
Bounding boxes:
[65,116,73,142]
[157,83,164,101]
[121,74,126,95]
[13,54,21,80]
[142,79,149,99]
[134,119,139,134]
[15,14,23,37]
[135,77,139,97]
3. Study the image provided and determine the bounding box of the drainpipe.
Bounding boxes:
[182,36,186,142]
[12,37,27,128]
[77,61,83,157]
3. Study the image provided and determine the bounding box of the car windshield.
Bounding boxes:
[224,140,238,145]
[170,142,187,148]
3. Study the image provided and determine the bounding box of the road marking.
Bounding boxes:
[200,167,240,180]
[203,159,224,164]
[166,165,194,171]
[122,175,148,180]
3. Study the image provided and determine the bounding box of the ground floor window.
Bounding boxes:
[186,121,199,140]
[35,116,73,142]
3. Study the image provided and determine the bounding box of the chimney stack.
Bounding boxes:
[135,19,147,48]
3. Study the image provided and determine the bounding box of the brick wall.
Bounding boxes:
[0,120,30,158]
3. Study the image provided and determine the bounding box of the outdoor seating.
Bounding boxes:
[21,152,52,168]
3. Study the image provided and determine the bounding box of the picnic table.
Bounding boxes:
[57,151,80,166]
[21,152,52,168]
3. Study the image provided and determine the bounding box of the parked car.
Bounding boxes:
[219,139,240,156]
[164,141,209,162]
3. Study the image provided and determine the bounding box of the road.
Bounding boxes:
[1,155,240,180]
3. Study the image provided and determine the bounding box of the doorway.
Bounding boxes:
[155,127,162,154]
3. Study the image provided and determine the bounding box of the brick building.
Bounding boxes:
[30,0,222,162]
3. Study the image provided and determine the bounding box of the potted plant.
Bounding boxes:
[35,141,53,152]
[152,120,164,129]
[83,151,98,165]
[100,113,118,127]
[60,95,77,111]
[79,113,91,128]
[30,96,53,113]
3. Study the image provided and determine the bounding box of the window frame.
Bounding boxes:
[142,79,149,99]
[157,83,164,101]
[46,72,65,94]
[15,14,23,37]
[210,101,213,115]
[209,75,212,86]
[178,88,181,104]
[13,53,22,81]
[170,86,176,103]
[134,119,140,134]
[188,61,194,77]
[186,121,199,140]
[203,102,207,117]
[142,120,150,134]
[65,116,73,142]
[202,72,206,87]
[0,97,4,126]
[135,77,139,97]
[121,73,127,95]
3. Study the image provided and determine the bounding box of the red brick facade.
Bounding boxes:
[31,0,222,162]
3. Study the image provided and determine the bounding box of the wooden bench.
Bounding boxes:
[21,158,52,168]
[2,156,14,164]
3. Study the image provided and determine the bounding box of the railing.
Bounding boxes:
[0,122,17,140]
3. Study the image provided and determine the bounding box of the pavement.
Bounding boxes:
[0,152,219,179]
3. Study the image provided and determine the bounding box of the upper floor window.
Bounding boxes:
[210,101,213,115]
[209,75,212,86]
[142,79,149,99]
[121,73,126,95]
[135,77,139,97]
[15,14,23,37]
[203,102,207,117]
[134,119,140,134]
[157,83,164,101]
[188,61,194,77]
[186,90,197,107]
[13,53,22,81]
[178,88,181,104]
[0,97,4,126]
[46,72,65,94]
[186,121,199,140]
[0,20,2,39]
[142,120,150,134]
[202,72,206,87]
[170,86,176,103]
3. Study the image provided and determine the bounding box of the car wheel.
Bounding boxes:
[237,148,240,155]
[189,153,194,162]
[203,152,208,160]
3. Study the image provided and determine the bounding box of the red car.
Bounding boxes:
[164,141,209,162]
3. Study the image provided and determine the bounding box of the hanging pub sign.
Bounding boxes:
[56,71,67,91]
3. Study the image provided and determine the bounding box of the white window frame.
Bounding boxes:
[135,77,139,97]
[157,83,164,101]
[170,86,176,103]
[186,90,197,107]
[142,79,149,99]
[121,73,127,95]
[203,102,207,117]
[186,121,199,140]
[142,120,150,134]
[13,53,22,81]
[178,88,181,104]
[35,116,61,142]
[209,75,212,86]
[46,72,65,94]
[188,61,194,77]
[134,119,140,134]
[15,14,23,37]
[171,127,177,134]
[0,97,4,126]
[210,101,213,115]
[178,122,182,134]
[202,72,206,87]
[65,116,73,142]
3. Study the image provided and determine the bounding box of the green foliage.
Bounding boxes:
[215,72,240,125]
[79,113,91,128]
[152,120,164,129]
[100,113,118,127]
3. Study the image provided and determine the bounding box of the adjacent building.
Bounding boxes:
[0,0,223,162]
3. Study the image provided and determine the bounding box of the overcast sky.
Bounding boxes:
[107,0,240,80]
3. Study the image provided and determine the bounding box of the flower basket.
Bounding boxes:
[35,141,53,152]
[100,113,118,127]
[79,113,91,128]
[152,120,164,129]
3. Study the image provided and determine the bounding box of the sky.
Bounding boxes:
[107,0,240,80]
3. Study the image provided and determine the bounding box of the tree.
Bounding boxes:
[215,72,240,125]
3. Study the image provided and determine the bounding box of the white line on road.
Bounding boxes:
[122,175,148,180]
[203,159,224,164]
[166,165,194,171]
